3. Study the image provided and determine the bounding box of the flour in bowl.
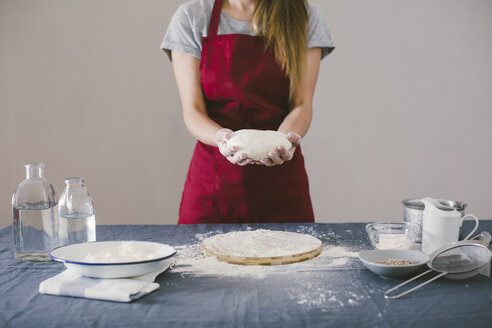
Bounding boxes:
[83,241,158,263]
[375,233,414,250]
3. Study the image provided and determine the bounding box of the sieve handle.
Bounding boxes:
[384,270,448,299]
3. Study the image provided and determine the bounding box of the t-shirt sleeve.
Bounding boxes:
[160,4,202,60]
[308,4,335,59]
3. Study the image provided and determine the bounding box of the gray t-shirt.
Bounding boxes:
[161,0,335,60]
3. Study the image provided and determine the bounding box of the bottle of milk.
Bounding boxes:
[58,177,96,245]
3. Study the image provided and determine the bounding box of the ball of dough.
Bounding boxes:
[226,129,292,160]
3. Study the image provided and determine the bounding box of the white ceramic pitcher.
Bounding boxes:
[421,197,479,255]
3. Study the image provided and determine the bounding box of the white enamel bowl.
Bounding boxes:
[359,249,429,279]
[50,241,176,278]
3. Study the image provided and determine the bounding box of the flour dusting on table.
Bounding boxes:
[165,225,377,312]
[168,227,368,311]
[170,229,360,278]
[322,246,358,258]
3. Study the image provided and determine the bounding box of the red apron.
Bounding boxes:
[178,0,314,224]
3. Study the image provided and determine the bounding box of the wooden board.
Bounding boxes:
[201,230,323,266]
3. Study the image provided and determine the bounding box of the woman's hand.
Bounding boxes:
[259,132,301,167]
[216,128,254,166]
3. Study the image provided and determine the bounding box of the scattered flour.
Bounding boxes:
[170,233,360,278]
[295,289,338,309]
[348,299,359,306]
[328,257,349,267]
[169,229,367,311]
[322,246,359,258]
[291,286,369,311]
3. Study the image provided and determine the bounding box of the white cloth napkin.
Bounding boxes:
[39,261,170,302]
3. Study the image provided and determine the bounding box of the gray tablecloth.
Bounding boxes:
[1,222,491,328]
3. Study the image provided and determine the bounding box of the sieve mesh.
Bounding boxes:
[430,244,490,274]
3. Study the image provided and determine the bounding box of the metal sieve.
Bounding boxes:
[384,239,491,299]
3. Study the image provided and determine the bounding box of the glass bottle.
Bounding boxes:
[12,162,59,261]
[58,177,96,245]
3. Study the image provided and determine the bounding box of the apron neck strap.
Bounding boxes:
[208,0,222,37]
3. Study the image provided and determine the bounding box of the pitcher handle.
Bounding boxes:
[463,214,479,240]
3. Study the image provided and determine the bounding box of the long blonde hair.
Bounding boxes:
[251,0,309,102]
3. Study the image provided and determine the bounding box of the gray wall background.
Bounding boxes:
[1,0,491,227]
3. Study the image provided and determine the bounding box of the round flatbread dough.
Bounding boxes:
[226,129,292,160]
[201,230,322,265]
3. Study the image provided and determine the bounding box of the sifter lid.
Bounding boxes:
[402,198,467,211]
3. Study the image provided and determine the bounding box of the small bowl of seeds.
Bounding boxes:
[358,249,429,279]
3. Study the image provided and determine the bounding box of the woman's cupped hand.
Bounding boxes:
[216,128,253,166]
[259,132,301,167]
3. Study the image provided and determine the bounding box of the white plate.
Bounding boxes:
[359,249,429,279]
[50,241,176,278]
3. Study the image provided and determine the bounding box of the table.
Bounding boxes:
[1,223,491,328]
